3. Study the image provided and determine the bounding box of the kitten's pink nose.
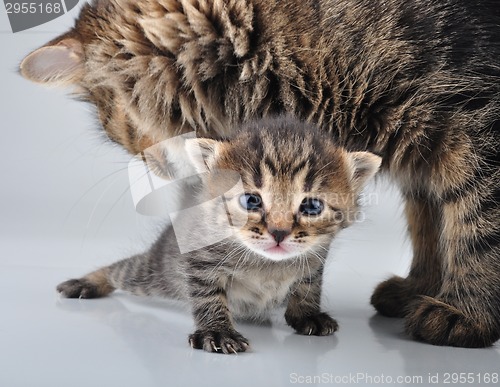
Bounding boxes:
[270,229,291,244]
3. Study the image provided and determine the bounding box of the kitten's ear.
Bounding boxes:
[185,138,222,174]
[347,152,382,191]
[20,38,84,85]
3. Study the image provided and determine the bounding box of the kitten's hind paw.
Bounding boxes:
[288,312,338,336]
[188,329,250,354]
[57,278,101,299]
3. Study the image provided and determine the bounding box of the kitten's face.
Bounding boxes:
[187,118,381,262]
[222,176,350,261]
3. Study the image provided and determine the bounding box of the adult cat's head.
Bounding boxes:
[19,0,280,154]
[186,117,381,261]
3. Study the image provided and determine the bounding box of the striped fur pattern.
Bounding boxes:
[22,0,500,347]
[57,117,381,354]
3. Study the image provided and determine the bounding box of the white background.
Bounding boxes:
[1,3,499,387]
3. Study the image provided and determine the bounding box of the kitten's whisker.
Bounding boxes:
[301,256,313,303]
[91,165,163,235]
[92,179,135,235]
[64,166,130,225]
[80,172,130,247]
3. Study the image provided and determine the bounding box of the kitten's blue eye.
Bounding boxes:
[239,194,263,211]
[299,198,324,216]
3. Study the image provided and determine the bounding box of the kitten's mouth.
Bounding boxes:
[243,240,302,261]
[265,245,290,255]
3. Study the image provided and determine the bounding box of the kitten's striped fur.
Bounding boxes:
[57,117,381,354]
[22,0,500,347]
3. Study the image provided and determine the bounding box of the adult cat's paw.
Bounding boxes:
[287,312,338,336]
[371,276,412,318]
[405,296,499,348]
[188,329,250,354]
[57,279,100,299]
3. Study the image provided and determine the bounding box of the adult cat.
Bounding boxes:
[20,0,500,347]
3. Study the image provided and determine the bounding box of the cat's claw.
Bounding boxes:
[211,342,222,352]
[188,329,249,354]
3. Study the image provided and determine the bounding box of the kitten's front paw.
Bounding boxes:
[57,279,100,299]
[287,312,338,336]
[405,296,499,348]
[188,329,250,354]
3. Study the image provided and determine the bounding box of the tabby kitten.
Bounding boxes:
[21,0,500,347]
[57,117,381,354]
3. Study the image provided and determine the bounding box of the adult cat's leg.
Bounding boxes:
[285,266,338,336]
[396,135,500,347]
[371,196,443,317]
[404,154,500,347]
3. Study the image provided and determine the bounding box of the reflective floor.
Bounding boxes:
[2,217,499,387]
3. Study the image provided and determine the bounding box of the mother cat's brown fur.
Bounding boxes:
[21,0,500,347]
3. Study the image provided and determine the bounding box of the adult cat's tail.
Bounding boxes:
[57,252,181,300]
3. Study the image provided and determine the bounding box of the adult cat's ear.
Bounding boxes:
[185,138,221,174]
[347,152,382,191]
[20,38,84,85]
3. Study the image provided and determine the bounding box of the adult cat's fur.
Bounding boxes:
[21,0,500,347]
[57,117,381,354]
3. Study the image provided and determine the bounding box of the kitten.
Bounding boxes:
[21,0,500,347]
[57,117,382,354]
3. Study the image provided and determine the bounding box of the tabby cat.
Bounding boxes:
[21,0,500,347]
[57,117,381,354]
